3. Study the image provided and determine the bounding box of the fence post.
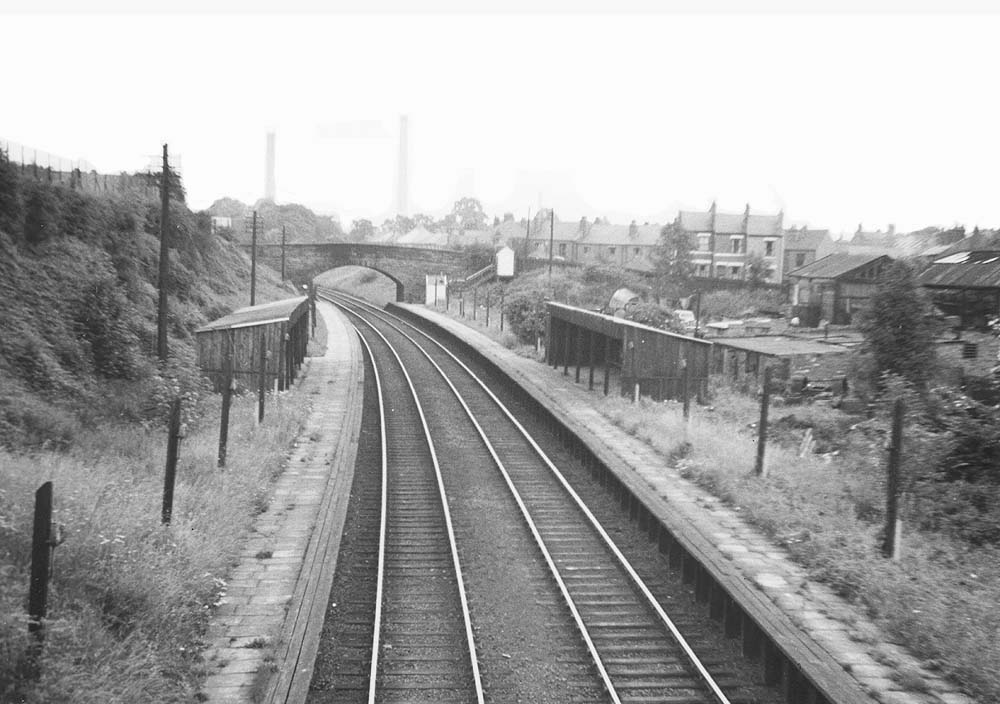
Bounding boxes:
[26,481,54,677]
[499,288,505,331]
[162,398,182,524]
[485,289,491,327]
[883,399,904,559]
[218,340,233,466]
[754,366,772,476]
[258,331,267,424]
[460,292,465,317]
[473,288,478,320]
[682,358,691,421]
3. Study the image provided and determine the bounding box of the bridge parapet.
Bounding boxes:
[245,242,475,302]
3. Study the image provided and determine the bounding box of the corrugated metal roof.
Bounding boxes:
[918,250,1000,289]
[196,296,308,333]
[787,253,889,279]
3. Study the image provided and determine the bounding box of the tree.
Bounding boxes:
[745,252,770,288]
[350,218,375,240]
[411,213,438,231]
[0,149,21,236]
[450,197,487,232]
[651,222,694,301]
[857,260,937,390]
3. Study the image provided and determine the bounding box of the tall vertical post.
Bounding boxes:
[499,288,505,331]
[603,335,611,396]
[157,144,170,361]
[250,211,258,306]
[682,357,691,421]
[485,289,491,327]
[280,225,286,281]
[755,366,772,476]
[883,399,904,559]
[258,329,267,424]
[473,288,478,321]
[575,326,583,383]
[162,398,182,524]
[28,482,53,655]
[218,335,233,467]
[588,330,596,390]
[548,208,555,279]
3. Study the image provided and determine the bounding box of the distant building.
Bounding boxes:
[522,212,662,270]
[210,216,233,234]
[917,249,1000,328]
[788,253,891,325]
[783,227,833,275]
[677,203,784,283]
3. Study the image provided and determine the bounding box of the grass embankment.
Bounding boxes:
[0,157,316,703]
[435,299,998,703]
[0,388,312,703]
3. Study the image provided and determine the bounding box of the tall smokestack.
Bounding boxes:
[265,131,276,202]
[397,115,409,216]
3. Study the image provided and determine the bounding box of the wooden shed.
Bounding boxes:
[196,296,311,393]
[546,302,712,402]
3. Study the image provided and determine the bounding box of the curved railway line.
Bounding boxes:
[308,289,784,704]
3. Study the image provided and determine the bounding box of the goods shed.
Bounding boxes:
[196,296,311,393]
[546,302,711,402]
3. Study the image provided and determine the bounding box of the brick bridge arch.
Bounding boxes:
[249,243,475,302]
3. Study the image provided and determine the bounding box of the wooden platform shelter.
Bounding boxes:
[546,302,712,402]
[196,296,311,393]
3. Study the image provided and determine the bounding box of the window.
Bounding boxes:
[795,253,806,267]
[583,246,590,253]
[634,247,640,255]
[731,236,742,254]
[698,264,708,276]
[716,265,726,278]
[558,243,567,256]
[535,242,542,249]
[764,240,774,256]
[698,234,710,251]
[609,247,616,255]
[731,266,740,278]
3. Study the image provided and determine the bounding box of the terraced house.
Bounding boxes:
[524,213,662,271]
[677,203,784,282]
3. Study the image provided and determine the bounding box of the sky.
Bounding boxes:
[3,2,1000,237]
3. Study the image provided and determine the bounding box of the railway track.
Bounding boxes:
[315,289,777,704]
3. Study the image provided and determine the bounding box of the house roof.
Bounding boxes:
[579,223,662,246]
[747,214,783,236]
[678,207,782,235]
[784,229,831,251]
[527,222,581,242]
[917,250,1000,289]
[787,253,890,280]
[678,210,713,232]
[714,213,744,234]
[939,230,1000,257]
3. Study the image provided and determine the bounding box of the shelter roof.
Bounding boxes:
[917,250,1000,289]
[787,253,890,279]
[197,296,309,333]
[713,336,850,357]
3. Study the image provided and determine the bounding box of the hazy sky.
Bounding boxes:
[3,3,1000,236]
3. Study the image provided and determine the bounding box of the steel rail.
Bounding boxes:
[345,305,485,704]
[322,288,731,704]
[353,329,389,704]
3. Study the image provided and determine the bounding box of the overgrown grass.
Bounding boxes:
[0,385,311,703]
[599,390,1000,702]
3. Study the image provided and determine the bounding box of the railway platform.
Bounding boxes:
[199,301,363,704]
[395,303,976,704]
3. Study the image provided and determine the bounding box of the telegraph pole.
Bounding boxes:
[280,225,286,281]
[250,210,258,306]
[156,144,170,361]
[548,208,555,279]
